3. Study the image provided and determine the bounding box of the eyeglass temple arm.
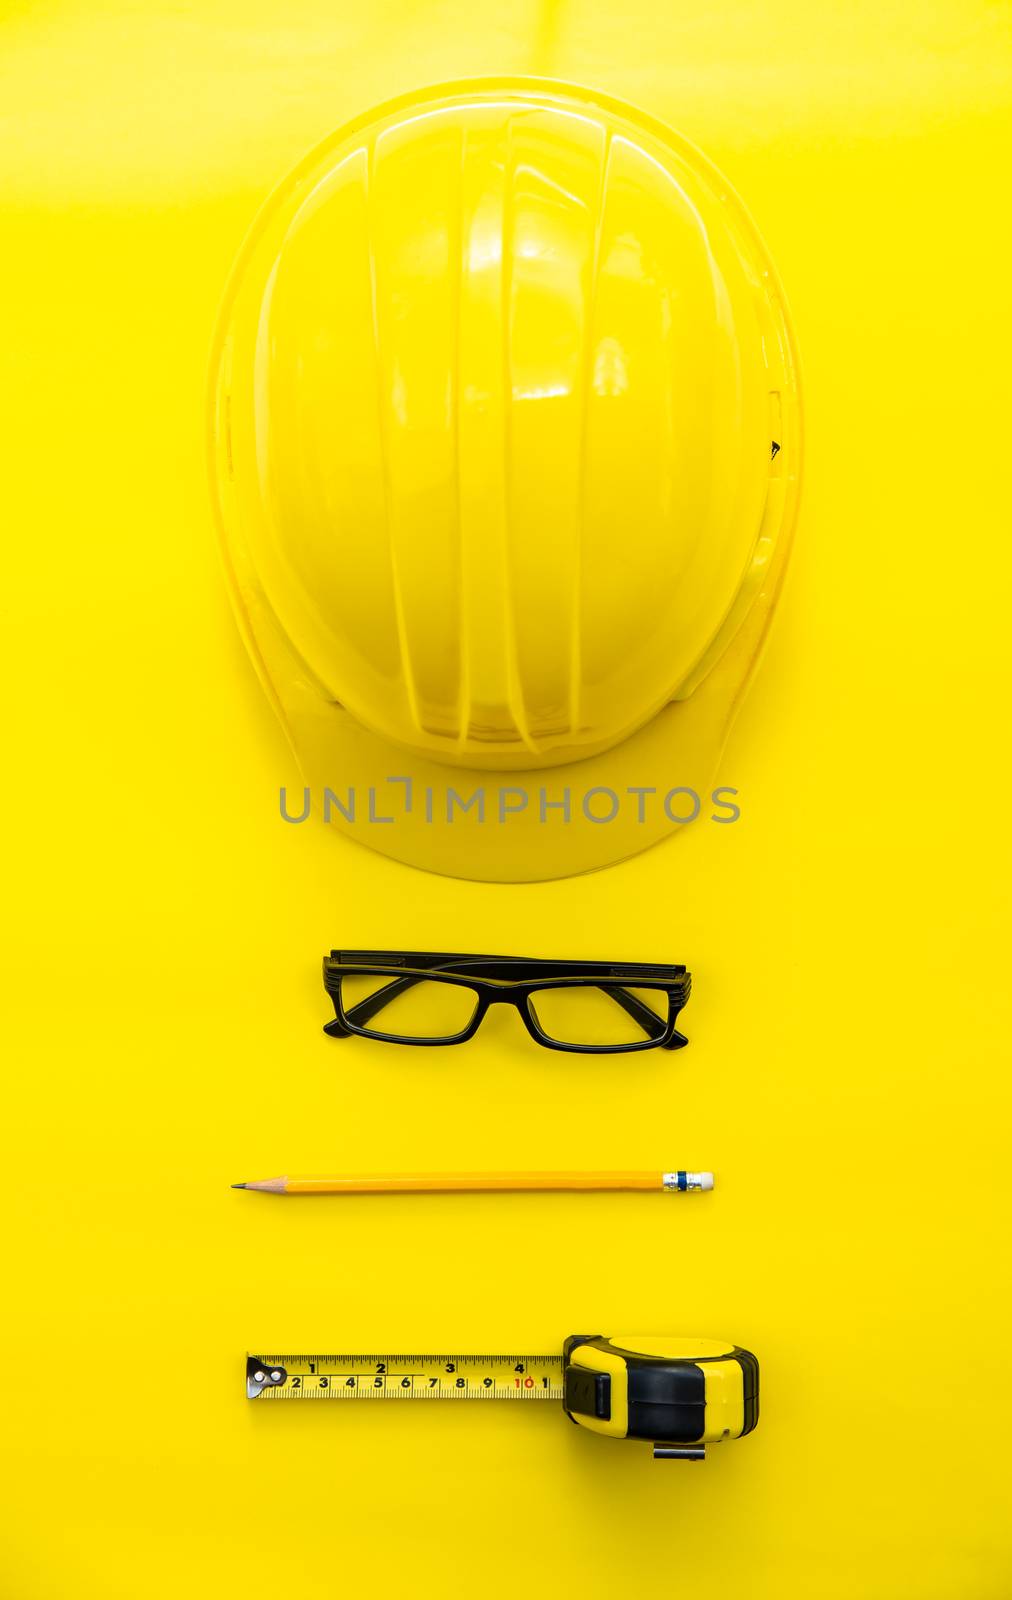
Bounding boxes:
[325,974,420,1035]
[598,984,684,1043]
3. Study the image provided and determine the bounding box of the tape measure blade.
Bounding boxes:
[247,1354,565,1400]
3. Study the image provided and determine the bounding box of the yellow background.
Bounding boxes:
[3,2,1011,1595]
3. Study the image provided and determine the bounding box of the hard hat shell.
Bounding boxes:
[209,78,800,880]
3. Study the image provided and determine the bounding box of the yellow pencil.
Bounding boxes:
[232,1170,713,1194]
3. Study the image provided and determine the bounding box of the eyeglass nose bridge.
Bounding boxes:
[470,984,545,1044]
[477,984,532,1020]
[484,983,527,1003]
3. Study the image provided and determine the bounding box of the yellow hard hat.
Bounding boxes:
[209,78,800,881]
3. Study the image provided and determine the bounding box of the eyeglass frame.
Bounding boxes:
[322,950,691,1054]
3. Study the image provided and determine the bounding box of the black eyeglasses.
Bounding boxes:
[322,951,690,1054]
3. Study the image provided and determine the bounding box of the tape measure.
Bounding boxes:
[247,1335,759,1459]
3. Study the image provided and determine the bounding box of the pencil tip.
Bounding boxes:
[232,1182,247,1189]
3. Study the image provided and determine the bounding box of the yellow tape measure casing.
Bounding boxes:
[562,1335,758,1445]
